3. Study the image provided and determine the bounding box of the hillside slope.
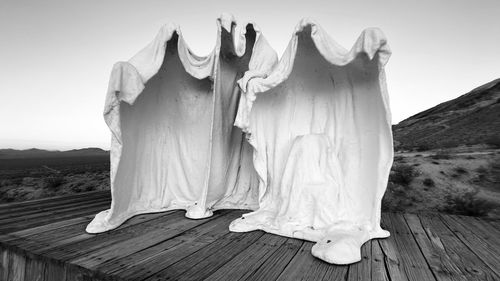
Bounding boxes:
[394,78,500,150]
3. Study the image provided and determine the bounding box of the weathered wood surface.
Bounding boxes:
[0,191,499,281]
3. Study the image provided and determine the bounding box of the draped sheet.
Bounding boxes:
[230,19,393,264]
[87,15,393,265]
[86,14,278,233]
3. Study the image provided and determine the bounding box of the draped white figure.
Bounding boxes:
[86,14,278,233]
[87,15,393,265]
[230,19,393,264]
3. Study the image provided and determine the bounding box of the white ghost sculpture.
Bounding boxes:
[86,14,276,233]
[87,14,393,265]
[229,19,393,265]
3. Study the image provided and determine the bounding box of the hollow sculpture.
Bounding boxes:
[87,14,393,265]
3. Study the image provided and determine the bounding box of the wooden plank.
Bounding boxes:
[143,231,265,281]
[0,190,109,216]
[419,213,499,280]
[100,210,246,279]
[404,213,465,281]
[320,262,348,281]
[43,210,215,262]
[24,257,45,281]
[6,219,93,252]
[276,241,332,281]
[204,233,286,281]
[43,262,65,281]
[3,216,92,241]
[244,238,304,281]
[371,240,390,281]
[451,215,500,249]
[474,218,500,236]
[0,196,110,222]
[487,219,500,230]
[64,263,86,281]
[39,211,183,258]
[346,240,371,281]
[9,251,26,281]
[387,213,436,280]
[0,190,109,210]
[2,206,499,281]
[7,210,175,255]
[381,213,437,281]
[36,211,176,255]
[0,197,109,225]
[0,201,109,234]
[0,247,8,280]
[378,215,410,281]
[440,214,500,277]
[72,210,237,270]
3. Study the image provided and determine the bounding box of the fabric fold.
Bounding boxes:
[229,19,393,265]
[87,14,277,233]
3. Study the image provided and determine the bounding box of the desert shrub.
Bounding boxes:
[390,164,418,186]
[441,140,461,149]
[409,193,423,203]
[21,177,37,186]
[423,178,435,187]
[393,156,404,162]
[10,177,23,186]
[441,188,499,217]
[430,150,452,160]
[473,173,487,182]
[0,191,16,203]
[475,166,487,174]
[0,188,32,203]
[454,166,468,175]
[84,184,96,192]
[0,180,8,187]
[382,181,428,212]
[485,136,500,148]
[382,183,407,212]
[70,181,84,192]
[415,144,431,152]
[45,175,64,189]
[480,157,500,188]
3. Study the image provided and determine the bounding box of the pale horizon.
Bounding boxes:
[1,0,499,150]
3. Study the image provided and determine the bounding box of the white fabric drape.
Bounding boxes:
[230,19,393,264]
[86,14,277,233]
[87,15,393,265]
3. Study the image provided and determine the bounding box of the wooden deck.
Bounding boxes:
[0,191,499,281]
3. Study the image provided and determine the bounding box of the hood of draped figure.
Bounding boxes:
[86,14,278,233]
[230,18,393,264]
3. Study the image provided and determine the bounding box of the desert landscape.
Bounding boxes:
[1,79,499,219]
[0,148,110,203]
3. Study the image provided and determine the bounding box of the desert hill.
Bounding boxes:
[393,78,500,150]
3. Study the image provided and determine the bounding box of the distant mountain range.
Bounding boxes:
[0,148,109,159]
[393,78,500,150]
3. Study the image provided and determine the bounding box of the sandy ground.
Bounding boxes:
[386,145,500,218]
[0,167,109,203]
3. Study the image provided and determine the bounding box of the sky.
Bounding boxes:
[0,0,499,150]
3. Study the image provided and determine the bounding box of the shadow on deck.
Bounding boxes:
[0,190,499,280]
